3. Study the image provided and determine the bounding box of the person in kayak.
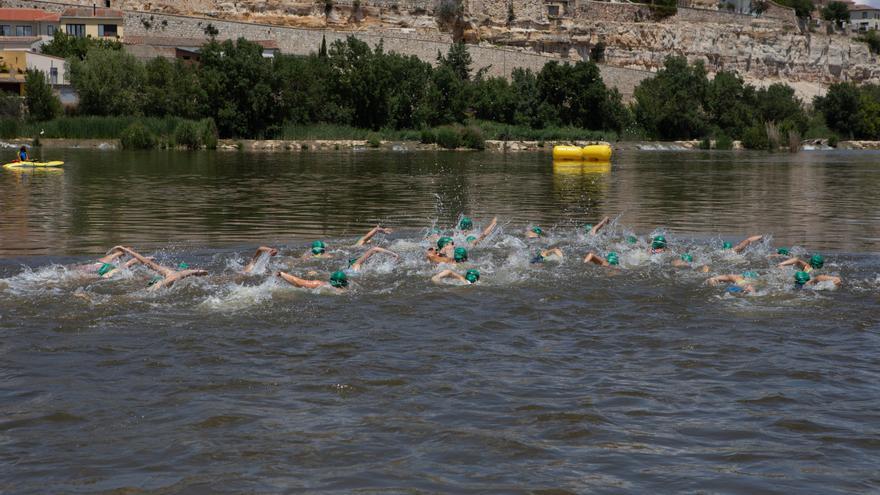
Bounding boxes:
[277,270,349,291]
[16,146,28,162]
[243,246,278,274]
[432,268,480,285]
[114,247,207,290]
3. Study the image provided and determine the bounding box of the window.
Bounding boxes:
[98,24,117,37]
[47,25,55,36]
[50,67,57,85]
[66,24,85,37]
[15,25,33,36]
[548,5,560,16]
[0,25,11,36]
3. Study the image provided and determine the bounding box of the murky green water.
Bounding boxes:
[1,149,879,493]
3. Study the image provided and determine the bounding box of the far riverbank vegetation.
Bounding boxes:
[3,33,880,150]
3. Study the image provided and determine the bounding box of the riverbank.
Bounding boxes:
[4,138,880,153]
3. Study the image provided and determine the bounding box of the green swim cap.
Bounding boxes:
[742,271,758,279]
[584,224,593,232]
[437,236,454,249]
[148,274,163,286]
[329,271,348,288]
[459,217,473,230]
[312,246,325,255]
[465,269,480,284]
[348,257,358,267]
[606,252,619,266]
[312,240,325,249]
[627,235,637,244]
[454,247,468,263]
[97,262,114,276]
[722,241,733,249]
[795,271,810,285]
[809,254,824,269]
[681,253,693,263]
[178,262,189,270]
[777,247,790,256]
[466,235,477,243]
[532,226,544,236]
[652,235,667,249]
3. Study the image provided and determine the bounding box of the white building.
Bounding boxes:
[850,4,880,31]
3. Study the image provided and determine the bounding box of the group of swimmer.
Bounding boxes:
[71,215,842,294]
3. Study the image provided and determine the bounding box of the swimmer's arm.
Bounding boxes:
[426,251,447,264]
[590,216,610,235]
[431,269,466,284]
[809,274,842,286]
[148,269,208,290]
[706,274,743,286]
[354,225,392,247]
[352,246,399,270]
[545,248,564,258]
[733,235,763,253]
[119,247,175,277]
[97,248,125,264]
[583,252,608,266]
[472,217,498,246]
[244,246,278,273]
[277,271,326,289]
[777,257,807,269]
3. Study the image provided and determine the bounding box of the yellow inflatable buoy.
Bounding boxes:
[552,161,611,175]
[552,144,612,162]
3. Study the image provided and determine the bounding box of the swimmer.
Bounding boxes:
[779,253,825,273]
[525,226,546,239]
[427,245,469,264]
[722,235,763,253]
[117,247,208,290]
[431,268,480,285]
[583,251,619,267]
[277,270,349,291]
[80,246,146,278]
[302,240,332,259]
[769,247,791,259]
[671,253,710,272]
[650,235,667,254]
[466,217,498,247]
[706,271,759,293]
[426,235,456,262]
[243,246,278,274]
[793,270,841,288]
[584,216,610,236]
[354,224,393,247]
[347,246,399,271]
[531,247,564,264]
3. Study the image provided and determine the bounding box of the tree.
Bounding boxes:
[69,48,145,115]
[24,69,61,121]
[142,57,206,119]
[632,56,709,139]
[754,83,808,134]
[776,0,814,18]
[438,42,472,81]
[814,82,861,137]
[41,31,122,60]
[705,71,755,138]
[821,1,850,28]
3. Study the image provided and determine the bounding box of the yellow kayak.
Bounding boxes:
[552,144,613,162]
[3,160,64,169]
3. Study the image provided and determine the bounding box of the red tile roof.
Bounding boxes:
[850,4,880,10]
[61,7,124,18]
[0,8,61,22]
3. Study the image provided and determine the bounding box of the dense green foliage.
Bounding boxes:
[821,1,850,28]
[24,69,61,121]
[857,30,880,54]
[41,32,122,60]
[814,83,880,139]
[775,0,814,18]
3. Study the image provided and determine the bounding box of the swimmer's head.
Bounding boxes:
[454,247,468,263]
[606,252,619,266]
[178,262,189,270]
[97,262,114,276]
[459,217,473,230]
[437,236,454,250]
[465,269,480,284]
[777,247,790,256]
[651,235,667,250]
[722,241,733,250]
[329,271,348,288]
[809,254,824,269]
[532,226,544,237]
[626,235,638,244]
[742,271,758,279]
[148,274,163,286]
[19,145,26,152]
[794,271,810,286]
[311,240,326,255]
[681,253,693,263]
[466,235,477,243]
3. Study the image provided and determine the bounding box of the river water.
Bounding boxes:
[1,149,879,493]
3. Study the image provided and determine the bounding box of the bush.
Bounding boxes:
[120,122,157,149]
[828,134,839,147]
[174,121,201,149]
[0,92,22,118]
[25,69,61,121]
[366,132,381,148]
[858,30,880,54]
[199,118,218,150]
[715,132,734,150]
[419,127,436,144]
[460,125,485,150]
[741,124,769,150]
[699,137,711,150]
[435,125,461,149]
